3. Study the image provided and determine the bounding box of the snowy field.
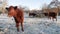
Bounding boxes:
[0,13,60,34]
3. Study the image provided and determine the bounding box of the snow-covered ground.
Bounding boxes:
[0,13,60,34]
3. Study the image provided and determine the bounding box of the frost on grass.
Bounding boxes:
[0,14,60,34]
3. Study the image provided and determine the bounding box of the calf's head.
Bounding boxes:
[6,6,17,17]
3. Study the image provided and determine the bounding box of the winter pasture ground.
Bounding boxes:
[0,13,60,34]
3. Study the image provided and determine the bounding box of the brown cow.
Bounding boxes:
[6,6,24,32]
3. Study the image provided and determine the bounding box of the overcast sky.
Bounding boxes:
[7,0,52,10]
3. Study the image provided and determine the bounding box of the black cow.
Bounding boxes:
[44,12,57,21]
[29,13,36,17]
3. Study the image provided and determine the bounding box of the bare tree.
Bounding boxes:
[42,3,48,9]
[0,0,7,14]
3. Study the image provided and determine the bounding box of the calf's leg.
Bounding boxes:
[21,22,24,32]
[14,17,20,32]
[16,23,20,32]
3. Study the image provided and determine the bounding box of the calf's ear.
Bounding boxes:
[14,6,17,9]
[6,7,9,10]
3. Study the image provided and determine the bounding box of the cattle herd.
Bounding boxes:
[5,6,58,32]
[29,11,57,21]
